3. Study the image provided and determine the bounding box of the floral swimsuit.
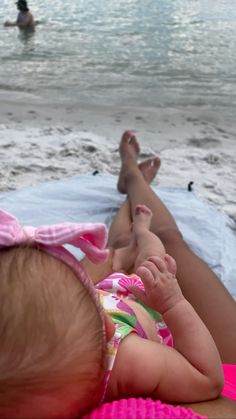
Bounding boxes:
[96,272,173,399]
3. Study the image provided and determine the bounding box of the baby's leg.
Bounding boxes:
[113,204,166,272]
[133,204,165,270]
[112,204,153,272]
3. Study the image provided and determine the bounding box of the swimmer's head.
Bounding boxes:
[0,247,110,419]
[16,0,29,12]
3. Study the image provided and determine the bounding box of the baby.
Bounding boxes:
[0,207,223,419]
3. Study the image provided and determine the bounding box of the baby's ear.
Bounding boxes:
[164,254,177,275]
[104,314,115,342]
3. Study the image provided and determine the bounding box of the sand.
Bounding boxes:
[1,97,236,224]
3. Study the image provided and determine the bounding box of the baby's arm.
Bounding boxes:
[133,256,223,386]
[107,256,224,403]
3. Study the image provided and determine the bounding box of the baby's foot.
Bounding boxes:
[133,204,153,234]
[139,157,161,184]
[117,131,140,194]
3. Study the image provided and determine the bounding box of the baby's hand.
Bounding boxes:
[130,255,184,314]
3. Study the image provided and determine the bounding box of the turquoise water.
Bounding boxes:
[0,0,236,108]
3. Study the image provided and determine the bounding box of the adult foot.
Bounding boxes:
[133,204,153,234]
[139,157,161,184]
[117,130,140,193]
[117,131,161,194]
[118,156,161,194]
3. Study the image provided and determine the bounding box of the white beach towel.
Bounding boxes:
[0,174,235,299]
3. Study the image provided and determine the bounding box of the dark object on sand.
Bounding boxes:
[188,181,194,192]
[93,170,99,176]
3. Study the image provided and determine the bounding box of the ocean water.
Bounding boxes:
[0,0,236,109]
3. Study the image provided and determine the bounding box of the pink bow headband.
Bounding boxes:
[0,208,108,332]
[0,209,108,263]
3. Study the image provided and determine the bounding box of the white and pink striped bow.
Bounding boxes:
[0,209,109,264]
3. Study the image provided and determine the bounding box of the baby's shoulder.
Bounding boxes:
[105,332,163,401]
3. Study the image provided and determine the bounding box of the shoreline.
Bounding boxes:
[0,98,236,223]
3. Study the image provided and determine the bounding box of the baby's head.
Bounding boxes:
[0,246,107,419]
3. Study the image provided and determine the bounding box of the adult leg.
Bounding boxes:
[118,131,236,364]
[107,199,131,249]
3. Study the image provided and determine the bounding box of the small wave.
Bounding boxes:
[0,84,31,93]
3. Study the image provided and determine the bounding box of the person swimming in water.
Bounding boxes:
[4,0,35,31]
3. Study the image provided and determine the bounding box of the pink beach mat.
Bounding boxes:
[222,364,236,401]
[83,364,236,419]
[82,398,207,419]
